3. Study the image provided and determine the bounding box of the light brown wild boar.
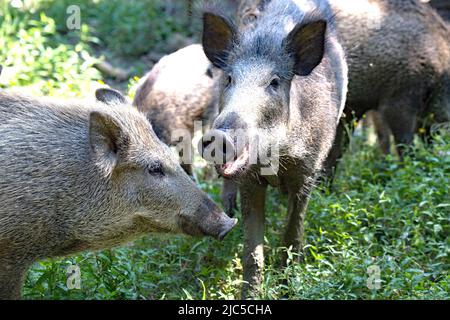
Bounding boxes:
[133,44,220,176]
[0,88,236,299]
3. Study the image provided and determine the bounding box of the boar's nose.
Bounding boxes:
[180,206,238,240]
[217,215,238,240]
[199,129,235,164]
[205,211,238,240]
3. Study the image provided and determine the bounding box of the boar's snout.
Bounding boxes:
[199,129,235,165]
[213,213,238,241]
[180,198,237,240]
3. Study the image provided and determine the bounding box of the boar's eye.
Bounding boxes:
[206,66,214,79]
[147,161,165,177]
[226,75,232,87]
[269,77,280,90]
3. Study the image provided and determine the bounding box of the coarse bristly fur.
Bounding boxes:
[323,0,450,174]
[200,0,348,298]
[234,0,449,178]
[133,44,222,175]
[0,90,236,299]
[133,44,220,145]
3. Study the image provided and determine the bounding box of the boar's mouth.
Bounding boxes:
[216,145,250,179]
[180,213,237,240]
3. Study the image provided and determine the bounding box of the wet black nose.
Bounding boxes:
[199,130,235,164]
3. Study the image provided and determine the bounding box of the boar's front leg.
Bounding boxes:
[323,121,346,181]
[369,110,391,155]
[240,181,267,299]
[181,163,194,177]
[221,179,239,217]
[0,256,30,300]
[379,94,421,159]
[179,139,194,178]
[282,180,313,265]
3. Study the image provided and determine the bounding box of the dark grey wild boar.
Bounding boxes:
[238,0,450,174]
[365,0,450,155]
[0,89,236,300]
[324,0,450,173]
[200,0,348,297]
[133,44,220,176]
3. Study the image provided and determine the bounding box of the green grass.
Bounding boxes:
[1,0,448,300]
[21,132,450,300]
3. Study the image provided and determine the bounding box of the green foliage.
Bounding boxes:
[0,0,190,95]
[0,0,100,96]
[35,0,191,57]
[22,131,450,300]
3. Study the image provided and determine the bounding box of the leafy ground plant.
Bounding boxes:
[22,129,449,300]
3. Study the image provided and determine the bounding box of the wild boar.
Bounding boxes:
[0,88,236,299]
[199,0,348,297]
[236,0,450,176]
[324,0,450,174]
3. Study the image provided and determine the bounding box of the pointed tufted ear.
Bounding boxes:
[95,88,127,106]
[89,111,128,174]
[202,12,236,69]
[283,20,327,76]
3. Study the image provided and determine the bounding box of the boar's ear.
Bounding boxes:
[284,20,327,76]
[89,111,127,172]
[95,88,127,106]
[202,13,236,69]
